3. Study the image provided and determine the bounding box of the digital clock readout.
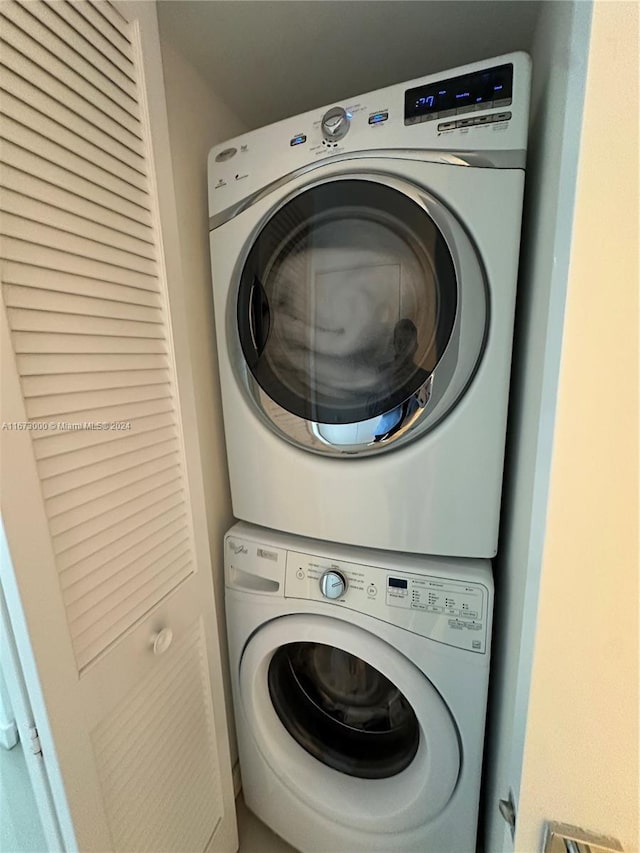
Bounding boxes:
[405,63,513,118]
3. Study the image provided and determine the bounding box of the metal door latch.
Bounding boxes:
[498,790,516,840]
[544,822,623,853]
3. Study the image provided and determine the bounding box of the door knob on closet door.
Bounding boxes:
[151,628,173,656]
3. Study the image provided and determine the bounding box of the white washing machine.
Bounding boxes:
[225,522,493,853]
[209,53,531,557]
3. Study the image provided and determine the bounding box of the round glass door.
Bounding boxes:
[237,180,459,435]
[268,642,419,779]
[239,614,461,832]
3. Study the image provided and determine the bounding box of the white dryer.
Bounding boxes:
[225,522,493,853]
[209,53,531,557]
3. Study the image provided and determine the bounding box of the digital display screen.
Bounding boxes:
[388,578,408,589]
[404,63,513,119]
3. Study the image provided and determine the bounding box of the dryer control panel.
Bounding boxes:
[208,51,531,219]
[284,550,490,654]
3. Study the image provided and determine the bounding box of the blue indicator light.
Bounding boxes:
[494,84,503,91]
[346,112,353,119]
[289,134,307,146]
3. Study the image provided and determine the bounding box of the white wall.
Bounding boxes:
[515,1,639,849]
[483,2,592,849]
[157,35,247,769]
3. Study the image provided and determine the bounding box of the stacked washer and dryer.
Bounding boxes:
[208,53,531,852]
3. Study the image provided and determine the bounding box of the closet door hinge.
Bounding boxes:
[29,725,42,757]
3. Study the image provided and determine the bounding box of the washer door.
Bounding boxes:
[236,174,487,456]
[239,614,460,833]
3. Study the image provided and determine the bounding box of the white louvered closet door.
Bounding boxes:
[0,2,237,851]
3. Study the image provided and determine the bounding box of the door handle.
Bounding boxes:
[150,628,173,656]
[544,822,623,853]
[248,277,270,356]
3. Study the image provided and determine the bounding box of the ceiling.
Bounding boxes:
[157,1,542,130]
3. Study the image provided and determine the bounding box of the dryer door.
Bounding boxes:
[239,614,460,833]
[236,174,487,456]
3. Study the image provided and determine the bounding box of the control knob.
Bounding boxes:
[321,106,350,141]
[319,570,347,600]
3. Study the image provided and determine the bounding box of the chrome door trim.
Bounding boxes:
[210,147,526,231]
[226,169,488,458]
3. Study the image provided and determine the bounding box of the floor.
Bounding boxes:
[0,742,47,853]
[237,792,298,853]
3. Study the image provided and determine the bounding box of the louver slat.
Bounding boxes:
[1,143,152,225]
[5,287,163,326]
[2,263,160,307]
[33,0,136,82]
[0,169,154,245]
[22,369,170,398]
[70,0,132,53]
[32,412,178,461]
[0,116,150,209]
[16,352,168,376]
[55,488,184,568]
[2,89,147,192]
[0,7,139,120]
[3,244,159,291]
[0,37,142,142]
[87,0,131,41]
[49,466,182,538]
[0,192,156,261]
[0,0,137,102]
[11,332,167,355]
[38,424,177,480]
[24,383,172,421]
[2,87,146,191]
[8,309,164,341]
[0,0,197,671]
[61,515,189,598]
[42,438,179,502]
[52,480,183,554]
[46,453,182,518]
[2,218,156,278]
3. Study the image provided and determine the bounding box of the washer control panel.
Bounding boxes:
[284,550,490,654]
